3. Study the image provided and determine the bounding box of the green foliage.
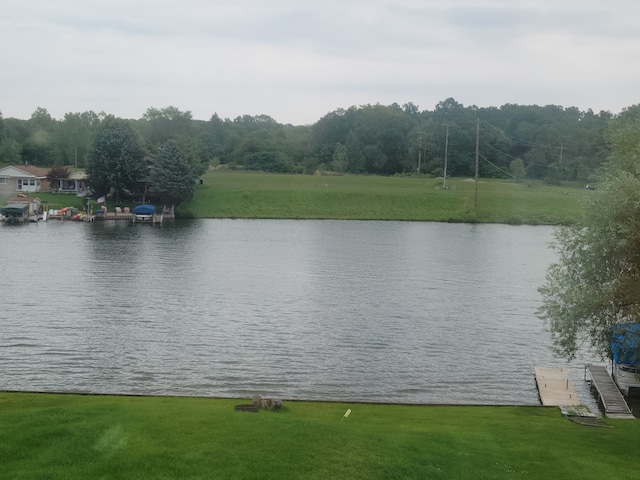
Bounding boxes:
[0,136,22,164]
[331,143,348,172]
[137,106,212,177]
[22,107,59,166]
[539,104,640,359]
[0,101,616,182]
[150,140,196,207]
[2,393,640,480]
[56,111,100,168]
[604,104,640,173]
[244,151,295,173]
[87,117,146,202]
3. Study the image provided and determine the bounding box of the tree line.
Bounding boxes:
[0,99,616,182]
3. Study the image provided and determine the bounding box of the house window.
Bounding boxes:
[17,179,22,190]
[0,178,7,184]
[30,179,36,186]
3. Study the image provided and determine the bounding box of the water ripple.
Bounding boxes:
[0,219,599,407]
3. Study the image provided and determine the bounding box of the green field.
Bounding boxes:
[178,171,588,224]
[21,172,589,224]
[1,392,637,480]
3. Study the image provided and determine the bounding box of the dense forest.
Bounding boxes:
[0,98,615,182]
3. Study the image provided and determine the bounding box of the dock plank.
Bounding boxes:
[534,367,580,406]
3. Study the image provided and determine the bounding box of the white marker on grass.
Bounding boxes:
[341,408,351,422]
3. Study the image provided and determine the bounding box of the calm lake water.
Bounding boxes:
[0,219,599,405]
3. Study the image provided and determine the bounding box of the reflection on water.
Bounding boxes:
[0,219,598,405]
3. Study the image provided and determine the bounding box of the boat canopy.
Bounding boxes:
[133,204,156,215]
[611,323,640,365]
[1,203,29,215]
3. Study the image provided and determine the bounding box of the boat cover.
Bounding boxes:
[611,323,640,364]
[1,203,29,215]
[133,204,156,215]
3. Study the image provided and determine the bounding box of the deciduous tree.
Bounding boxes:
[46,165,69,192]
[538,105,640,360]
[87,117,145,203]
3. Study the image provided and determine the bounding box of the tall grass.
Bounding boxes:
[1,392,637,479]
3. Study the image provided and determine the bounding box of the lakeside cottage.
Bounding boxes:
[0,165,50,194]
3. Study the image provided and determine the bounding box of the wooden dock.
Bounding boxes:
[103,212,133,220]
[100,213,174,221]
[586,365,635,419]
[534,367,580,406]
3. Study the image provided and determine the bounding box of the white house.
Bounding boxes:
[0,165,50,194]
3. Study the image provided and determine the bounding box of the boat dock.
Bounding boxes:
[534,367,580,406]
[47,212,174,222]
[103,212,133,220]
[586,365,635,419]
[103,212,173,221]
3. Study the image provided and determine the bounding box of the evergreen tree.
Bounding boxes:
[150,139,196,208]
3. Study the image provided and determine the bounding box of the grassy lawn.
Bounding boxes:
[16,172,588,224]
[178,171,588,224]
[1,392,637,479]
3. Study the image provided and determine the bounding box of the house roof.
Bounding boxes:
[0,165,49,178]
[67,171,88,180]
[14,165,49,178]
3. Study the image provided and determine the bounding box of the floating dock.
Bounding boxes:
[586,365,635,419]
[534,367,580,406]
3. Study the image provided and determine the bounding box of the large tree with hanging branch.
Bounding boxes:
[538,105,640,361]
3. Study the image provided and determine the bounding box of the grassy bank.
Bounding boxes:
[1,392,637,479]
[179,171,588,224]
[23,172,588,224]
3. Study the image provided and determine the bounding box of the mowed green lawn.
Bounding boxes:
[179,171,588,224]
[1,392,637,480]
[26,171,588,224]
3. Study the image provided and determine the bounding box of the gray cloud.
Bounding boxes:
[1,0,639,124]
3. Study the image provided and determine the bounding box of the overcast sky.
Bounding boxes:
[1,0,639,125]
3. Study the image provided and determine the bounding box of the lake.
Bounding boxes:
[0,219,599,405]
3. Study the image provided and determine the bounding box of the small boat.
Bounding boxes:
[611,323,640,396]
[1,197,44,223]
[132,204,161,224]
[1,203,30,223]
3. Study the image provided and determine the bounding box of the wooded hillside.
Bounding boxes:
[0,98,616,182]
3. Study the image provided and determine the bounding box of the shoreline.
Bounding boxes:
[0,389,546,408]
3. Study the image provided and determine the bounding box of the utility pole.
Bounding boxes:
[416,132,425,174]
[474,118,480,209]
[443,126,449,189]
